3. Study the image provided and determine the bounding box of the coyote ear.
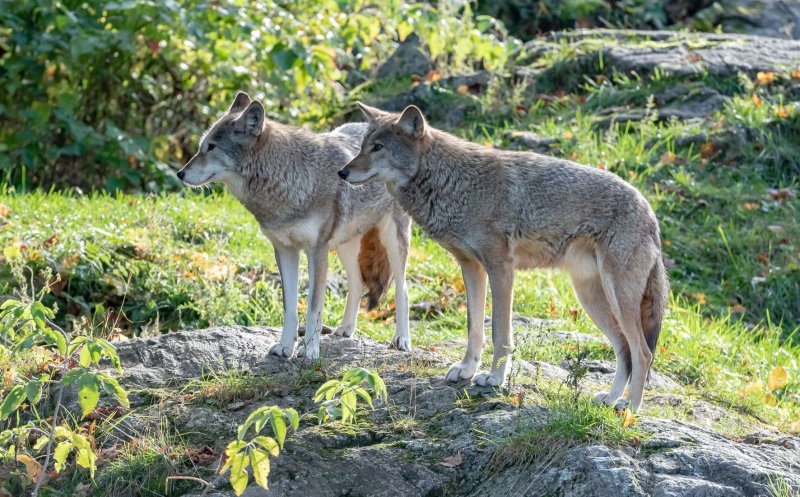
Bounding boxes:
[395,105,426,138]
[242,101,265,136]
[229,91,252,113]
[356,102,381,123]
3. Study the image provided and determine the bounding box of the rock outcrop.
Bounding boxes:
[100,324,800,497]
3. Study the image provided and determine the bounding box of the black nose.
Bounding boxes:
[177,171,185,180]
[337,169,349,180]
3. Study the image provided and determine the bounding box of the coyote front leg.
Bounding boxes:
[474,262,514,387]
[269,243,300,358]
[445,257,487,382]
[299,244,328,361]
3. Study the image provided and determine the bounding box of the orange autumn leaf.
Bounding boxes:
[755,71,775,86]
[699,141,717,159]
[456,85,469,95]
[792,68,800,80]
[621,408,636,428]
[751,93,763,108]
[694,292,707,305]
[776,105,790,119]
[741,202,759,210]
[562,130,575,140]
[0,204,10,218]
[16,454,42,482]
[548,297,558,318]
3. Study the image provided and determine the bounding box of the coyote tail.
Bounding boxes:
[641,257,669,365]
[358,227,393,310]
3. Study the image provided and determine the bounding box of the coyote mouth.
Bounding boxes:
[347,173,377,186]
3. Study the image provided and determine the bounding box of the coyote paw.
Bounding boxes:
[444,362,477,382]
[268,342,295,358]
[593,391,614,406]
[333,324,355,338]
[298,342,320,361]
[390,334,411,352]
[473,370,505,387]
[612,397,632,412]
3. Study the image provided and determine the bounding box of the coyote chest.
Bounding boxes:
[261,212,362,249]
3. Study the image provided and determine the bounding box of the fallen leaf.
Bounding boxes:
[511,391,525,407]
[0,205,10,218]
[548,298,558,318]
[699,141,717,159]
[767,366,789,391]
[776,106,790,119]
[456,85,469,95]
[16,454,42,482]
[793,69,800,79]
[739,381,763,397]
[752,93,763,108]
[758,252,768,264]
[764,393,778,406]
[562,130,574,140]
[768,188,796,201]
[694,292,707,305]
[756,71,776,86]
[730,304,746,313]
[482,141,493,147]
[621,408,636,428]
[741,202,760,210]
[440,452,462,468]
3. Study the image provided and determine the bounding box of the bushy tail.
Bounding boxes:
[641,257,669,357]
[358,227,392,310]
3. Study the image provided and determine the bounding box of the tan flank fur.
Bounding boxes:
[338,103,668,411]
[177,92,412,361]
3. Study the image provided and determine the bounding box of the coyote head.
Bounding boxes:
[177,92,264,187]
[338,103,427,188]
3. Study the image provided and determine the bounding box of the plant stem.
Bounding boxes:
[31,322,70,497]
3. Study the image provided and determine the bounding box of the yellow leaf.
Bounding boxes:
[792,68,800,80]
[452,276,465,293]
[482,140,493,147]
[694,292,707,305]
[16,454,42,482]
[0,204,10,217]
[751,93,763,108]
[562,130,574,139]
[456,85,469,95]
[739,381,763,397]
[764,393,778,406]
[776,105,790,119]
[767,366,788,391]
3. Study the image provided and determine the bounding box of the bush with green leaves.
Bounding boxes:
[0,277,128,495]
[314,367,388,424]
[0,0,515,192]
[217,367,387,495]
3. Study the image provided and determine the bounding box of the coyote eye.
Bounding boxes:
[371,143,383,152]
[207,143,216,152]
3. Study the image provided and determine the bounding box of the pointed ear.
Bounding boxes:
[229,91,252,113]
[395,105,426,138]
[242,101,265,136]
[356,101,382,123]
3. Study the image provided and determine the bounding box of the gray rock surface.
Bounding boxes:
[521,29,800,78]
[376,33,432,79]
[103,324,800,497]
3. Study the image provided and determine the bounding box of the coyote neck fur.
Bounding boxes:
[234,121,324,225]
[395,131,492,239]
